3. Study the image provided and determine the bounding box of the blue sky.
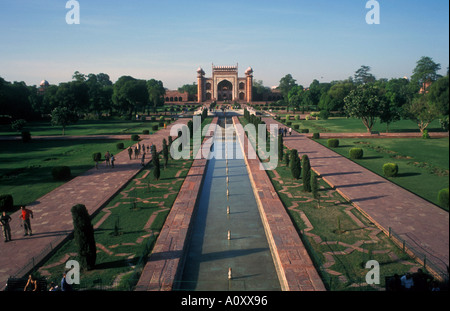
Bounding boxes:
[0,0,448,89]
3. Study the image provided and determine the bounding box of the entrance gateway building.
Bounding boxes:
[197,64,253,103]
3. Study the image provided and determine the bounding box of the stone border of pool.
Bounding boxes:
[135,117,218,291]
[233,116,326,291]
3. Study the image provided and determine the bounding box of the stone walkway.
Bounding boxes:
[263,117,449,278]
[0,119,189,289]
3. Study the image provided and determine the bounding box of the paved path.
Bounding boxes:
[263,117,449,278]
[0,119,189,289]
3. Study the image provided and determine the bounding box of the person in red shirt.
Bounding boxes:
[19,206,33,236]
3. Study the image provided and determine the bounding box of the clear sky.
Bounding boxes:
[0,0,448,89]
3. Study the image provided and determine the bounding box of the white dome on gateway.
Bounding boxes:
[196,64,253,103]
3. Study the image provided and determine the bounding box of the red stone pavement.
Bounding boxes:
[263,117,449,278]
[0,119,189,289]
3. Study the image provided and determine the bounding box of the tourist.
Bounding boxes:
[413,268,433,291]
[104,151,111,166]
[0,211,12,242]
[289,127,292,135]
[110,154,115,168]
[24,274,38,291]
[141,152,146,166]
[386,274,402,291]
[128,147,133,160]
[48,282,58,291]
[284,128,287,137]
[400,272,414,291]
[19,205,33,236]
[61,272,72,291]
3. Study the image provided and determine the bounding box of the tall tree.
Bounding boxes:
[51,106,79,135]
[147,79,165,110]
[279,74,297,100]
[354,65,376,84]
[411,56,442,93]
[302,154,311,192]
[344,84,384,133]
[71,204,96,271]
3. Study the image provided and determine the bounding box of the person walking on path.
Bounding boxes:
[0,211,12,242]
[128,147,133,160]
[141,152,146,166]
[110,154,115,168]
[19,205,33,236]
[289,127,292,136]
[104,151,111,167]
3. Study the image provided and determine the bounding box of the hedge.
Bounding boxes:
[327,139,339,148]
[92,152,102,162]
[131,134,140,141]
[383,163,398,177]
[152,125,158,131]
[301,129,309,133]
[0,194,14,212]
[142,129,150,135]
[312,133,320,139]
[293,124,300,130]
[349,148,364,159]
[438,188,449,209]
[52,166,71,181]
[116,142,124,150]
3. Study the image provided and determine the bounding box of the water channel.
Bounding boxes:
[177,117,281,291]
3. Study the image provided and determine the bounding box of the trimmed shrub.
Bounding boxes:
[327,139,339,148]
[422,130,430,139]
[21,130,31,143]
[152,125,159,131]
[293,124,300,130]
[349,148,364,159]
[116,142,124,150]
[71,204,96,270]
[0,194,14,212]
[438,188,449,209]
[383,163,399,177]
[52,166,71,181]
[302,155,311,192]
[312,133,320,139]
[142,129,150,135]
[289,149,301,179]
[301,129,309,133]
[286,121,292,126]
[131,134,140,141]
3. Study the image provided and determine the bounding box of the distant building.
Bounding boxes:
[37,80,49,95]
[197,64,253,103]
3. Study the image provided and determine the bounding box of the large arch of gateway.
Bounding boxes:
[197,64,253,103]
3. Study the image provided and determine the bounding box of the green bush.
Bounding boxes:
[422,130,430,139]
[116,142,124,150]
[131,134,140,141]
[383,163,399,177]
[438,188,449,209]
[301,129,309,133]
[289,149,301,179]
[92,152,101,162]
[142,129,150,135]
[286,121,292,126]
[312,133,320,139]
[0,194,14,212]
[293,124,300,130]
[327,138,339,148]
[52,166,71,181]
[21,130,31,143]
[152,125,158,131]
[349,148,364,159]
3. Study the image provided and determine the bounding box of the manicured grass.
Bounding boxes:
[0,139,134,207]
[281,117,443,134]
[0,119,172,137]
[266,160,424,291]
[37,155,193,290]
[316,137,449,208]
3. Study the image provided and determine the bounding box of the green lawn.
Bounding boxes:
[283,117,443,134]
[0,119,171,137]
[316,137,449,208]
[0,139,134,207]
[37,155,193,290]
[267,159,423,291]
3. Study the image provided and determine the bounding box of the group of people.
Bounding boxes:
[1,206,34,242]
[279,127,292,137]
[103,151,115,168]
[387,269,442,291]
[22,272,73,291]
[128,142,153,166]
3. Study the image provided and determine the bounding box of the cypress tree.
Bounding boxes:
[290,149,301,179]
[71,204,96,271]
[302,154,311,192]
[311,171,320,207]
[153,154,161,181]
